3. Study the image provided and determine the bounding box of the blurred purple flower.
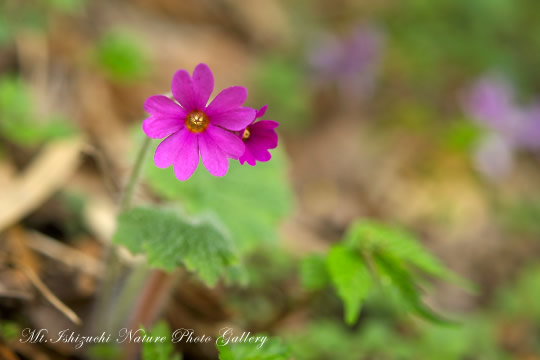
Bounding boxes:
[308,25,384,99]
[473,134,514,180]
[462,77,515,129]
[143,63,256,181]
[238,105,279,166]
[514,105,540,151]
[463,76,540,179]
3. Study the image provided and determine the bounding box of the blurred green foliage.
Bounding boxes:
[88,344,123,360]
[496,265,540,322]
[289,263,540,359]
[95,31,149,83]
[239,246,297,289]
[44,0,87,13]
[288,317,509,360]
[253,57,311,130]
[0,321,20,341]
[145,147,292,254]
[217,335,290,360]
[443,120,483,152]
[326,245,372,324]
[300,254,329,291]
[0,0,87,43]
[301,220,468,325]
[0,76,75,145]
[499,199,540,237]
[226,247,298,326]
[142,322,182,360]
[380,0,540,96]
[0,14,11,45]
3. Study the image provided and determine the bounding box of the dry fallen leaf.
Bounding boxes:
[0,137,84,232]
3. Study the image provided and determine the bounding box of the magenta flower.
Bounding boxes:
[238,105,279,166]
[142,63,256,180]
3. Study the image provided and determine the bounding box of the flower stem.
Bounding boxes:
[119,136,152,211]
[91,136,152,334]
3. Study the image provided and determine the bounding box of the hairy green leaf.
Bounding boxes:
[327,245,372,324]
[145,147,292,253]
[113,206,237,286]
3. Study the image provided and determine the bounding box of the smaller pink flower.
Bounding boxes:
[238,105,279,166]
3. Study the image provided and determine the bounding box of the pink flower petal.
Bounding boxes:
[144,95,186,116]
[205,86,248,115]
[142,116,184,139]
[256,105,268,118]
[210,107,256,131]
[199,132,229,177]
[239,148,257,166]
[172,70,197,111]
[247,141,272,162]
[249,130,278,149]
[154,129,189,168]
[172,130,200,181]
[192,63,214,109]
[207,125,245,159]
[251,120,279,131]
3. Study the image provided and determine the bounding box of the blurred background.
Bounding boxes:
[1,0,540,359]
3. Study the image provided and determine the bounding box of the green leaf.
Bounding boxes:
[300,254,330,291]
[142,322,182,360]
[343,220,469,288]
[374,251,454,325]
[145,147,292,254]
[113,206,237,286]
[326,245,372,325]
[443,119,482,152]
[0,321,19,341]
[95,31,149,82]
[217,335,290,360]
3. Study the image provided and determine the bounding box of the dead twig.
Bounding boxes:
[6,227,82,326]
[0,284,32,301]
[26,231,104,279]
[20,265,82,326]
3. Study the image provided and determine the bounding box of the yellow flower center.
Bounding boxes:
[242,128,251,140]
[185,111,209,133]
